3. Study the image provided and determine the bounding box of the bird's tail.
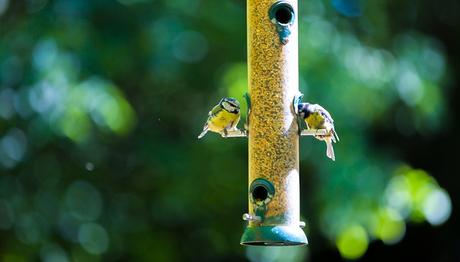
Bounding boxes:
[325,137,335,161]
[198,126,208,139]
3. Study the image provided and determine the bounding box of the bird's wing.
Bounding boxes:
[209,104,222,117]
[313,104,334,124]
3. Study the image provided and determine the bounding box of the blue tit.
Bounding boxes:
[198,97,241,139]
[298,102,339,161]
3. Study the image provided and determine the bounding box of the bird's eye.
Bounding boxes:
[229,101,240,107]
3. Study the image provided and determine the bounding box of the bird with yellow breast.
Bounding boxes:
[298,102,339,161]
[198,97,241,139]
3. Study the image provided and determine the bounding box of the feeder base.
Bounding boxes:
[240,225,308,246]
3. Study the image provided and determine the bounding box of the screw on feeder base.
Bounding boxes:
[243,213,262,222]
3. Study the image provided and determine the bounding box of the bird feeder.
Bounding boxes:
[220,0,327,246]
[240,0,307,246]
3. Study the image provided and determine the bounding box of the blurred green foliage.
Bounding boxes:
[0,0,455,261]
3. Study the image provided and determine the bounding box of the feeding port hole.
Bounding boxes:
[275,5,293,24]
[252,185,269,202]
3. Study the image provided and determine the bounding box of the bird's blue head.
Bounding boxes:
[297,103,311,119]
[220,97,240,113]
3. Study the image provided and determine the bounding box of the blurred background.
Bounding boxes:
[0,0,459,261]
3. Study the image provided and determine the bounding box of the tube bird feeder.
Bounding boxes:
[240,0,308,246]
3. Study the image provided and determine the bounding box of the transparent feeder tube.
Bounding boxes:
[240,0,308,246]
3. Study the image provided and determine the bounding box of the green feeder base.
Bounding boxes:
[240,225,308,246]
